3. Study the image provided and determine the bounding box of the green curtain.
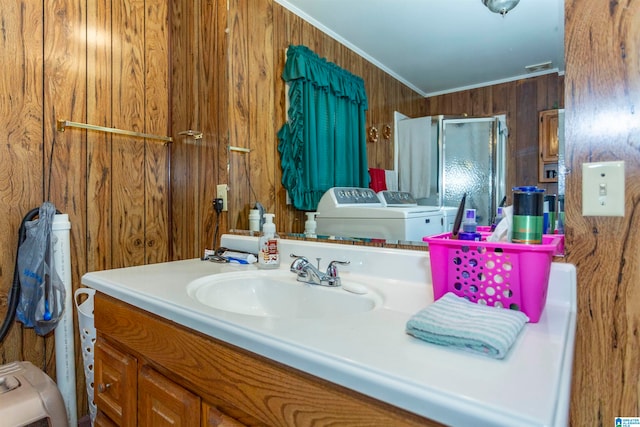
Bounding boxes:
[277,45,369,211]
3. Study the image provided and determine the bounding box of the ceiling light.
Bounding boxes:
[482,0,520,16]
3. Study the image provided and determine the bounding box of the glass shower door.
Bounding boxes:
[441,117,503,226]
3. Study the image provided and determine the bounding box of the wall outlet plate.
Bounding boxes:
[582,161,625,216]
[217,184,228,212]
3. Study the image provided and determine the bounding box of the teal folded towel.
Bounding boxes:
[406,292,529,359]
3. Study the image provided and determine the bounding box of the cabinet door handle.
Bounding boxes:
[98,383,111,393]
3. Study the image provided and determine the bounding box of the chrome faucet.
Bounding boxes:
[289,254,349,287]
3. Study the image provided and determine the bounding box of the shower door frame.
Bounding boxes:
[438,115,507,225]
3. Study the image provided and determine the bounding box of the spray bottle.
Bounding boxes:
[258,213,280,269]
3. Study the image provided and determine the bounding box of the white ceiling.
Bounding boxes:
[275,0,565,97]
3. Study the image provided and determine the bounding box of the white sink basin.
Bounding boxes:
[187,270,382,318]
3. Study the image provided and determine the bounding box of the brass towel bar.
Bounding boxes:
[57,119,173,143]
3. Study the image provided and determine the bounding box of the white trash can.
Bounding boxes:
[75,288,97,424]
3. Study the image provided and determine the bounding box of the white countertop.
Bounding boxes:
[81,234,576,427]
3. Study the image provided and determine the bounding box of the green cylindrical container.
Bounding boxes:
[512,186,545,244]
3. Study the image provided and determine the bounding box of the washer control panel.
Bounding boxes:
[331,187,380,205]
[378,191,417,206]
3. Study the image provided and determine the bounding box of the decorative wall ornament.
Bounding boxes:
[382,124,392,141]
[367,126,379,143]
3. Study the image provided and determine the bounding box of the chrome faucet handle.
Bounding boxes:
[289,254,310,273]
[326,260,350,278]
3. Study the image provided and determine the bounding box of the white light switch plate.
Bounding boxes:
[582,161,625,216]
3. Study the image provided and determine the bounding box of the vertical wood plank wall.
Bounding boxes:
[0,0,172,419]
[0,0,47,367]
[170,0,228,261]
[565,0,640,425]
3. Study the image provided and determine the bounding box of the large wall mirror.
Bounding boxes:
[228,0,565,245]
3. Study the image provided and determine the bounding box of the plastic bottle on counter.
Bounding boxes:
[258,213,280,269]
[304,212,318,238]
[544,194,557,234]
[458,208,481,241]
[490,206,505,232]
[249,209,261,233]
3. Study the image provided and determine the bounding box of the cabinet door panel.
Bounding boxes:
[139,365,201,427]
[95,339,138,426]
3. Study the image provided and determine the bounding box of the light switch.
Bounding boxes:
[582,161,625,216]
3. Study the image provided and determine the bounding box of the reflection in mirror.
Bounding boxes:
[394,114,507,231]
[431,115,506,226]
[227,2,565,247]
[287,114,507,245]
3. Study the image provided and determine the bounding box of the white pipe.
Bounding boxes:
[52,214,77,426]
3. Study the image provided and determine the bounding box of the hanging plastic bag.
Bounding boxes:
[16,202,66,335]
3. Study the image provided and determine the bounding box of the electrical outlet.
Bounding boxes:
[582,161,625,216]
[216,184,228,212]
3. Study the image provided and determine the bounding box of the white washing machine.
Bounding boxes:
[315,187,457,242]
[0,361,67,427]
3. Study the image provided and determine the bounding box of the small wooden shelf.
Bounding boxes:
[539,109,559,183]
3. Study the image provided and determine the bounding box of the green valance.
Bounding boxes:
[278,45,369,211]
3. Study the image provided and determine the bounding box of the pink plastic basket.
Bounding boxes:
[423,232,564,323]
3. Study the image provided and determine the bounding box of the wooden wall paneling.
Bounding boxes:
[228,0,251,231]
[87,0,113,272]
[144,0,171,264]
[198,0,227,253]
[247,0,277,221]
[43,0,88,378]
[111,0,147,268]
[273,4,289,233]
[84,1,112,415]
[368,67,384,169]
[170,0,194,260]
[0,1,46,365]
[500,82,518,203]
[514,79,539,187]
[565,0,640,424]
[171,0,206,260]
[214,0,230,250]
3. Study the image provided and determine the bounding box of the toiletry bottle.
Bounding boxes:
[304,212,318,238]
[249,209,261,233]
[458,208,481,241]
[544,194,556,234]
[258,213,280,269]
[490,206,504,232]
[542,198,550,237]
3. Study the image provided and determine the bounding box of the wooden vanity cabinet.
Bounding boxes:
[93,292,444,427]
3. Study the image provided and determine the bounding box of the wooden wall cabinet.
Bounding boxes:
[539,109,560,183]
[93,292,443,427]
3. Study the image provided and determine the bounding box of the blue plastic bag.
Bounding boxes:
[16,202,66,335]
